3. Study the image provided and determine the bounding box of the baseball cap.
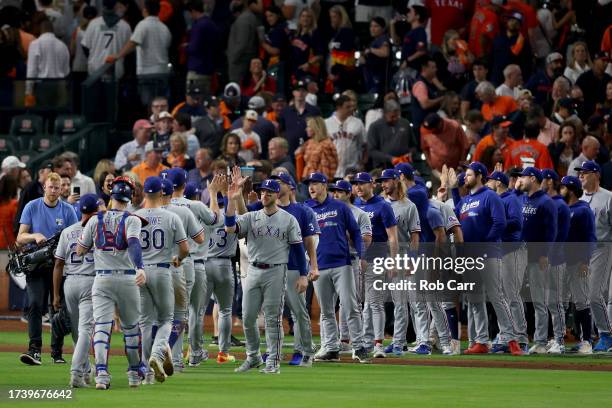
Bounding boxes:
[488,171,509,186]
[561,176,582,189]
[184,182,202,199]
[491,115,512,128]
[375,169,399,182]
[258,179,280,193]
[1,155,26,170]
[132,119,153,132]
[546,52,563,65]
[351,172,373,184]
[270,172,296,190]
[224,82,241,98]
[557,98,576,111]
[593,51,610,62]
[422,113,442,130]
[245,110,258,122]
[204,96,220,108]
[508,166,524,177]
[40,159,54,170]
[292,80,307,91]
[457,172,466,187]
[144,176,163,193]
[187,84,203,96]
[161,178,174,196]
[145,141,165,153]
[248,96,266,110]
[394,163,414,178]
[520,166,543,182]
[79,193,100,214]
[508,11,523,23]
[541,168,559,181]
[328,179,352,192]
[168,167,187,188]
[272,94,286,103]
[303,172,328,185]
[467,162,488,179]
[156,111,173,122]
[574,160,601,173]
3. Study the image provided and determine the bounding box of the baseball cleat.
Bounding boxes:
[314,350,340,362]
[70,374,88,388]
[259,365,280,374]
[314,347,328,359]
[52,355,66,364]
[84,366,94,385]
[339,342,352,354]
[593,333,612,352]
[95,383,110,390]
[450,339,461,355]
[383,344,395,354]
[508,340,524,356]
[172,362,185,373]
[188,350,208,367]
[163,345,174,376]
[20,350,42,366]
[490,343,508,354]
[577,341,593,354]
[372,344,386,358]
[528,344,548,354]
[392,345,404,356]
[520,343,529,353]
[441,344,453,355]
[288,352,303,366]
[412,344,432,355]
[464,343,489,354]
[217,352,236,364]
[352,347,371,364]
[298,355,312,367]
[149,357,167,383]
[210,336,219,345]
[143,372,155,385]
[234,358,263,373]
[230,335,245,347]
[261,352,269,363]
[546,340,565,354]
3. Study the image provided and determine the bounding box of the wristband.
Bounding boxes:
[225,215,236,227]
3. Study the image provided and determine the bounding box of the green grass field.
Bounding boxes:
[1,330,610,408]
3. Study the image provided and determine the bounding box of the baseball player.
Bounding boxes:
[304,172,369,363]
[225,176,307,374]
[560,175,596,354]
[541,169,570,354]
[76,176,146,389]
[159,178,205,371]
[167,168,217,367]
[455,162,523,356]
[575,161,612,352]
[136,176,189,384]
[52,194,99,387]
[517,167,558,354]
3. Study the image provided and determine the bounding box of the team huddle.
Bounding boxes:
[17,157,612,389]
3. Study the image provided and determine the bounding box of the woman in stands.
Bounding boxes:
[217,133,246,168]
[164,133,195,170]
[297,116,338,180]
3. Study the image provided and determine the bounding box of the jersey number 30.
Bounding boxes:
[141,229,165,250]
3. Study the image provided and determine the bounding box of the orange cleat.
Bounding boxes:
[464,343,489,354]
[217,352,236,364]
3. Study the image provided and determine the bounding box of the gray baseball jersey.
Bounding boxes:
[205,213,238,259]
[79,210,141,270]
[388,198,420,243]
[349,204,372,256]
[429,199,460,232]
[236,208,302,264]
[55,221,95,276]
[135,208,188,264]
[581,188,612,242]
[162,204,204,254]
[171,197,216,258]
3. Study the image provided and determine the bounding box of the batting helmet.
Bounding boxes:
[111,176,135,203]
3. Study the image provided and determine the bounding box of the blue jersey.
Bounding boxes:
[279,202,316,271]
[408,184,436,243]
[521,190,557,261]
[353,195,397,243]
[20,197,78,239]
[305,195,362,270]
[500,190,523,253]
[550,195,570,266]
[567,200,597,265]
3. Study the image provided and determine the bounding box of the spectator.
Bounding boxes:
[438,91,461,122]
[567,136,601,177]
[420,112,469,175]
[262,5,290,69]
[476,81,518,121]
[503,120,554,170]
[460,59,488,119]
[70,6,97,82]
[13,160,53,235]
[131,141,169,184]
[496,64,523,99]
[282,0,318,31]
[325,94,366,177]
[327,5,357,93]
[114,119,154,171]
[365,90,398,133]
[395,5,428,71]
[53,156,73,179]
[38,0,66,42]
[164,133,195,170]
[0,175,18,249]
[25,19,70,108]
[268,137,296,179]
[220,82,243,126]
[265,94,287,127]
[232,96,277,159]
[563,41,591,85]
[525,51,564,112]
[108,0,171,107]
[425,0,473,47]
[360,16,390,93]
[480,145,504,172]
[217,133,246,168]
[468,0,500,60]
[551,97,579,126]
[59,173,80,217]
[227,0,260,83]
[473,115,516,163]
[290,7,324,81]
[186,0,218,96]
[550,76,571,115]
[18,168,32,197]
[548,121,579,177]
[435,29,474,92]
[93,159,116,189]
[464,109,486,155]
[186,148,213,196]
[575,51,612,119]
[530,105,560,147]
[171,83,206,123]
[241,58,277,98]
[97,170,116,206]
[411,56,445,131]
[279,80,321,156]
[152,111,174,149]
[231,110,262,162]
[1,155,25,180]
[172,112,200,159]
[194,96,225,157]
[491,12,532,86]
[298,116,338,180]
[368,99,418,169]
[60,152,96,195]
[149,95,169,122]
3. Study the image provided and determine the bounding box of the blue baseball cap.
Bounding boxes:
[467,162,488,179]
[271,172,296,190]
[414,176,426,187]
[159,168,170,179]
[144,176,163,193]
[541,168,559,181]
[458,172,466,187]
[168,167,187,187]
[375,169,398,183]
[561,176,582,189]
[574,160,601,173]
[183,182,201,198]
[258,179,280,193]
[394,163,414,177]
[488,171,509,186]
[161,178,174,196]
[351,172,373,184]
[520,167,543,182]
[79,193,100,214]
[328,179,352,192]
[303,172,328,185]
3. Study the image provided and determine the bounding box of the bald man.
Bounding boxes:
[568,136,601,177]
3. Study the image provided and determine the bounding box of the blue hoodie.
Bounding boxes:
[521,190,558,261]
[550,195,570,266]
[305,195,363,270]
[353,194,397,243]
[408,184,441,242]
[499,190,523,254]
[567,200,597,266]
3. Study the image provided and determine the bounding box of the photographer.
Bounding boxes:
[17,172,78,366]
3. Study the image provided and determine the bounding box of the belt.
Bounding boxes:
[252,262,281,269]
[145,263,170,268]
[66,274,95,277]
[205,257,232,262]
[194,259,205,265]
[96,270,136,275]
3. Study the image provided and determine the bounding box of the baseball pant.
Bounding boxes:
[204,258,235,354]
[170,265,187,366]
[92,272,142,385]
[188,260,207,358]
[501,246,528,344]
[140,266,174,365]
[527,262,558,345]
[286,269,314,355]
[339,258,362,341]
[567,263,592,341]
[362,264,385,345]
[64,275,94,377]
[315,265,365,352]
[408,276,429,346]
[589,246,612,334]
[389,274,409,347]
[242,265,287,367]
[174,258,195,364]
[548,264,566,343]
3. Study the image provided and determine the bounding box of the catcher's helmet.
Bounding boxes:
[111,176,135,203]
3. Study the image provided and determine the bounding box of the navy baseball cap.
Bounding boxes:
[414,176,426,187]
[328,180,352,192]
[375,169,398,183]
[304,172,328,184]
[520,167,543,182]
[144,176,163,193]
[259,179,280,193]
[351,172,373,184]
[467,162,488,179]
[159,168,170,179]
[574,160,601,173]
[168,167,187,187]
[79,193,100,214]
[541,168,559,181]
[394,163,414,177]
[271,172,296,190]
[458,172,466,187]
[561,176,582,189]
[488,171,509,186]
[161,178,174,196]
[183,182,201,198]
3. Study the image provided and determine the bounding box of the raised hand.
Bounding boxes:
[231,166,248,188]
[494,162,503,173]
[440,164,449,188]
[247,190,258,204]
[448,168,458,188]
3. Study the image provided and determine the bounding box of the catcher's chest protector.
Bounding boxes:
[95,211,130,250]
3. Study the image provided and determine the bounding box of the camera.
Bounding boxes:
[7,233,61,279]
